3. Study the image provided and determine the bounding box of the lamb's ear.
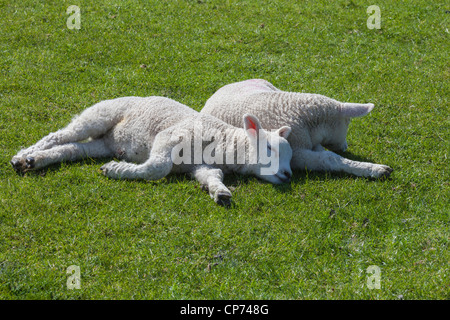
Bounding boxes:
[243,114,262,139]
[276,126,291,139]
[340,103,374,118]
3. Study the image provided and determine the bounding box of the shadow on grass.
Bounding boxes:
[12,150,393,184]
[11,150,392,209]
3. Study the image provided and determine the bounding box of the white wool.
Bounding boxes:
[11,96,293,205]
[201,79,392,178]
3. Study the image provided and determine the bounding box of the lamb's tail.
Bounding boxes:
[340,102,374,118]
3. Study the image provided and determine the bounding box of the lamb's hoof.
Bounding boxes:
[100,161,122,179]
[376,165,393,179]
[100,165,108,175]
[10,158,22,171]
[26,157,35,169]
[368,165,393,180]
[10,157,34,173]
[215,191,232,207]
[100,161,117,175]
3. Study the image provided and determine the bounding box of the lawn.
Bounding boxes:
[0,0,448,299]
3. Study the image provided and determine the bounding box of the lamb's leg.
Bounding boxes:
[11,103,120,168]
[100,153,173,181]
[12,139,113,172]
[12,129,85,170]
[14,129,88,159]
[292,149,393,179]
[100,131,174,181]
[191,165,232,206]
[312,144,325,152]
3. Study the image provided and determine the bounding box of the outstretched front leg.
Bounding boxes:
[292,148,393,179]
[101,130,174,181]
[100,153,173,181]
[191,165,232,206]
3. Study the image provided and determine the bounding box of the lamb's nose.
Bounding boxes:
[283,171,291,182]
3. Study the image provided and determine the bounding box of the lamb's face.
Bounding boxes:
[257,131,293,184]
[243,114,293,184]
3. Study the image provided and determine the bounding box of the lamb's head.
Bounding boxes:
[322,103,374,152]
[243,114,292,184]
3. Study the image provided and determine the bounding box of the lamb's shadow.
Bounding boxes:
[11,149,392,209]
[222,172,293,193]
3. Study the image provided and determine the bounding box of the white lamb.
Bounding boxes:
[201,79,393,178]
[10,96,293,205]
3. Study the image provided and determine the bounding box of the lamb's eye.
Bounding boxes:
[267,143,272,151]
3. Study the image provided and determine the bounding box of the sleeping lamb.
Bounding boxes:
[201,79,393,179]
[10,96,293,205]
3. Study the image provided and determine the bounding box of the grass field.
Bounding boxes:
[0,0,448,299]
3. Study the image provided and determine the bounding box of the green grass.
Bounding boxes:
[0,0,448,299]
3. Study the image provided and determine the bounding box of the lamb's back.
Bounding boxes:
[104,96,198,163]
[202,80,342,149]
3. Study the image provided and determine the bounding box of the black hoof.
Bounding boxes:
[100,165,108,175]
[10,157,31,174]
[10,159,21,169]
[25,157,35,170]
[10,156,36,173]
[26,157,35,169]
[379,166,393,180]
[215,192,232,208]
